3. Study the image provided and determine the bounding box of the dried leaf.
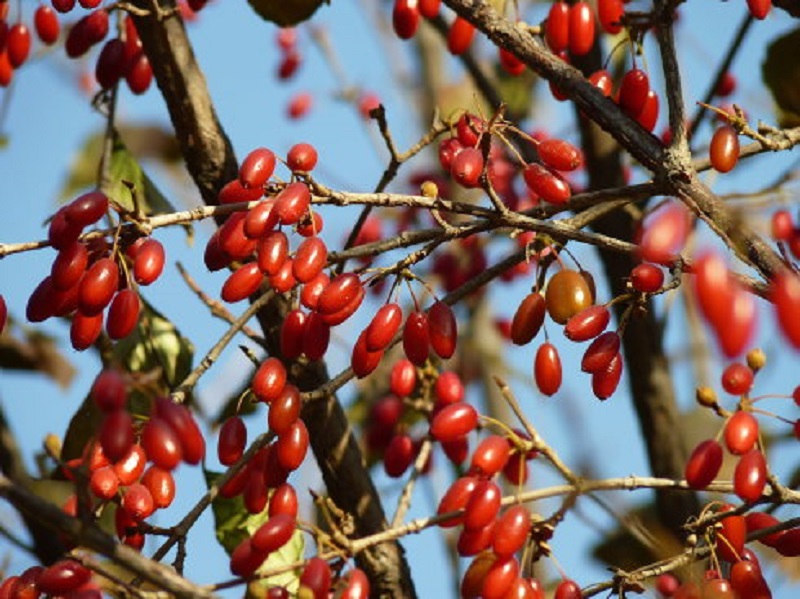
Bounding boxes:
[762,27,800,127]
[0,329,75,389]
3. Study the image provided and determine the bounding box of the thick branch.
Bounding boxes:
[0,476,215,598]
[130,3,416,596]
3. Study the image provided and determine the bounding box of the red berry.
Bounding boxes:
[734,448,767,502]
[619,68,650,116]
[434,371,464,405]
[106,288,141,339]
[724,411,759,455]
[568,2,595,56]
[35,6,60,45]
[252,513,296,553]
[470,435,510,477]
[133,238,166,285]
[403,311,430,366]
[252,357,287,403]
[746,0,771,19]
[141,465,176,508]
[451,147,484,188]
[630,263,664,293]
[430,403,478,442]
[720,363,754,396]
[7,24,31,68]
[218,416,246,466]
[684,439,723,489]
[275,419,309,471]
[546,3,570,53]
[428,300,457,359]
[286,142,318,172]
[537,139,582,172]
[122,482,155,521]
[239,147,276,189]
[141,417,183,470]
[534,342,562,396]
[78,257,119,315]
[523,163,571,205]
[564,305,610,341]
[709,125,740,173]
[598,0,624,34]
[392,0,420,39]
[447,17,475,56]
[292,237,328,283]
[511,293,546,345]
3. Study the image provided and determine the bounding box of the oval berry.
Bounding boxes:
[222,262,264,303]
[403,311,430,366]
[534,342,562,396]
[218,416,246,466]
[685,439,723,489]
[252,513,296,553]
[430,403,478,442]
[133,238,166,285]
[428,300,457,359]
[511,293,546,345]
[106,288,140,339]
[734,449,767,502]
[78,257,120,315]
[239,147,276,189]
[252,357,287,403]
[292,236,327,283]
[710,125,740,173]
[564,305,610,341]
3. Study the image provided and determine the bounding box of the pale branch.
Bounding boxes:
[493,376,577,484]
[687,12,754,141]
[339,109,450,275]
[654,1,690,154]
[0,476,217,599]
[170,289,275,405]
[391,439,433,528]
[175,262,265,345]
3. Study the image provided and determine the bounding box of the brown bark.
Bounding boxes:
[131,3,416,597]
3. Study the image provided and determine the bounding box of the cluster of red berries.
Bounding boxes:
[0,560,102,599]
[508,266,624,400]
[58,370,204,550]
[25,190,166,351]
[0,4,59,87]
[437,112,583,209]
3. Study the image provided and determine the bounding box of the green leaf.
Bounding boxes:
[247,0,327,26]
[60,128,191,240]
[115,299,194,393]
[762,27,800,127]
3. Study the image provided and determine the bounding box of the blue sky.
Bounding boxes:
[0,1,798,597]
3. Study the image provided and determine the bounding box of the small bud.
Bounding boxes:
[420,180,439,198]
[686,533,698,547]
[746,348,766,372]
[696,386,718,409]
